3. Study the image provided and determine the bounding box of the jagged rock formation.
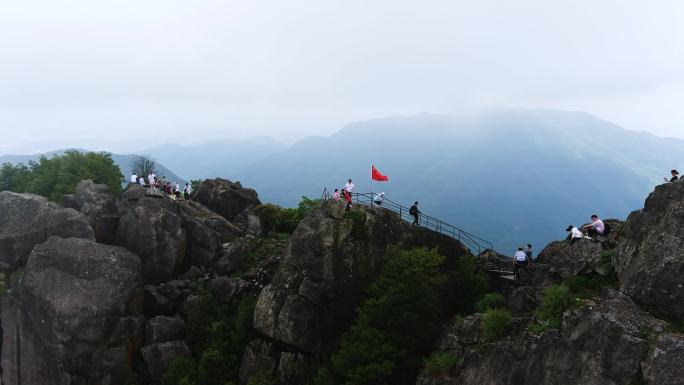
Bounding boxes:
[0,191,94,270]
[0,179,274,385]
[192,178,261,228]
[1,237,144,385]
[1,176,683,385]
[62,180,120,244]
[616,182,684,320]
[115,185,188,284]
[418,185,684,385]
[242,200,470,384]
[418,290,680,385]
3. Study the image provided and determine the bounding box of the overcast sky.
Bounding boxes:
[1,0,683,154]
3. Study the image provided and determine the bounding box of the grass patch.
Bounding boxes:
[526,322,549,335]
[481,309,512,341]
[534,284,572,328]
[476,293,506,313]
[423,351,458,377]
[344,211,368,241]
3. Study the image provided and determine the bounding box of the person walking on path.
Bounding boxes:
[409,201,420,226]
[664,169,679,183]
[344,179,355,199]
[513,247,531,280]
[342,189,353,211]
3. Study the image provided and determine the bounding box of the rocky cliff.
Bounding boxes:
[0,177,683,385]
[417,182,684,385]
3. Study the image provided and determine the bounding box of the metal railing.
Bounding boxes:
[322,189,493,254]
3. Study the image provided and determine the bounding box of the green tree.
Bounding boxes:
[324,247,451,385]
[0,151,123,202]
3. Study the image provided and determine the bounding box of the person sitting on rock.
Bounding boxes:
[374,192,385,205]
[332,188,340,201]
[566,225,585,242]
[583,215,605,238]
[664,169,679,183]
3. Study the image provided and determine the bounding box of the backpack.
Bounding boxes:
[603,223,611,236]
[409,206,417,215]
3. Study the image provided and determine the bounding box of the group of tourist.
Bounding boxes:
[332,179,356,211]
[565,214,610,243]
[130,172,191,200]
[330,178,422,226]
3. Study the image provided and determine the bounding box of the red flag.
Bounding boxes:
[372,165,389,181]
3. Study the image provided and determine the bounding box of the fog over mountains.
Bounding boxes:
[4,108,683,252]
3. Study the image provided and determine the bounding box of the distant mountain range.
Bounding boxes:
[0,150,187,186]
[3,109,682,252]
[232,109,683,253]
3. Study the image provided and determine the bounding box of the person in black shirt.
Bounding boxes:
[664,169,679,183]
[409,202,420,225]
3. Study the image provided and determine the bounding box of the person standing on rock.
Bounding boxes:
[174,182,181,199]
[409,201,420,225]
[130,173,137,184]
[583,215,605,238]
[523,244,533,261]
[344,179,355,198]
[342,189,353,211]
[664,169,679,183]
[183,183,191,200]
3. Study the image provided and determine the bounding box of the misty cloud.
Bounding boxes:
[1,0,683,154]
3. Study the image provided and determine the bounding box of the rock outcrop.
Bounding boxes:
[616,181,684,320]
[192,178,261,224]
[1,237,144,385]
[62,179,121,244]
[115,189,187,284]
[418,290,670,385]
[0,191,94,270]
[243,201,469,383]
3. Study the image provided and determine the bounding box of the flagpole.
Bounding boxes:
[370,164,373,206]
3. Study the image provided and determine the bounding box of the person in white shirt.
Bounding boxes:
[183,183,191,200]
[130,173,138,184]
[513,247,530,279]
[138,177,145,186]
[566,225,585,242]
[583,215,605,237]
[344,179,355,197]
[373,192,385,205]
[148,173,155,187]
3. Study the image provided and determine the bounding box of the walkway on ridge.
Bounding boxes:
[322,189,494,256]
